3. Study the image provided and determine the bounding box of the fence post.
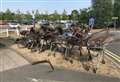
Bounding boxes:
[16,28,20,36]
[6,29,9,37]
[25,26,28,30]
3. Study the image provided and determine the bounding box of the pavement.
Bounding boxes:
[1,64,120,82]
[0,45,29,72]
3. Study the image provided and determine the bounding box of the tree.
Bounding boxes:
[71,10,79,21]
[79,8,89,23]
[62,9,68,20]
[3,9,15,21]
[114,0,120,17]
[35,9,41,20]
[51,10,60,21]
[0,11,3,20]
[25,11,32,20]
[92,0,113,27]
[43,11,49,20]
[15,9,22,21]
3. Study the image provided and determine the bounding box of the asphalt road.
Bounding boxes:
[106,42,120,57]
[0,64,120,82]
[106,31,120,62]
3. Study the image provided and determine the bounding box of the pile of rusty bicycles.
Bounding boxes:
[15,26,110,73]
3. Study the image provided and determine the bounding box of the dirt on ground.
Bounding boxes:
[10,44,120,78]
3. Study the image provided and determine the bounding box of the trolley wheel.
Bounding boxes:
[92,67,97,73]
[101,59,105,64]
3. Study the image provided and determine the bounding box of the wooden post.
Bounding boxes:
[16,28,20,36]
[6,29,9,37]
[25,26,28,30]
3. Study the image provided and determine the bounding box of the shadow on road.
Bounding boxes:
[0,37,16,48]
[0,43,6,49]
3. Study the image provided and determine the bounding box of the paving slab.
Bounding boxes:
[0,48,29,72]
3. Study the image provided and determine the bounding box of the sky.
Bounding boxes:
[1,0,91,14]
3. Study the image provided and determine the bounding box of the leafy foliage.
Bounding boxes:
[92,0,113,27]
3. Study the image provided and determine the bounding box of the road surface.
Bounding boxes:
[106,42,120,57]
[108,31,120,55]
[0,64,120,82]
[105,31,120,63]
